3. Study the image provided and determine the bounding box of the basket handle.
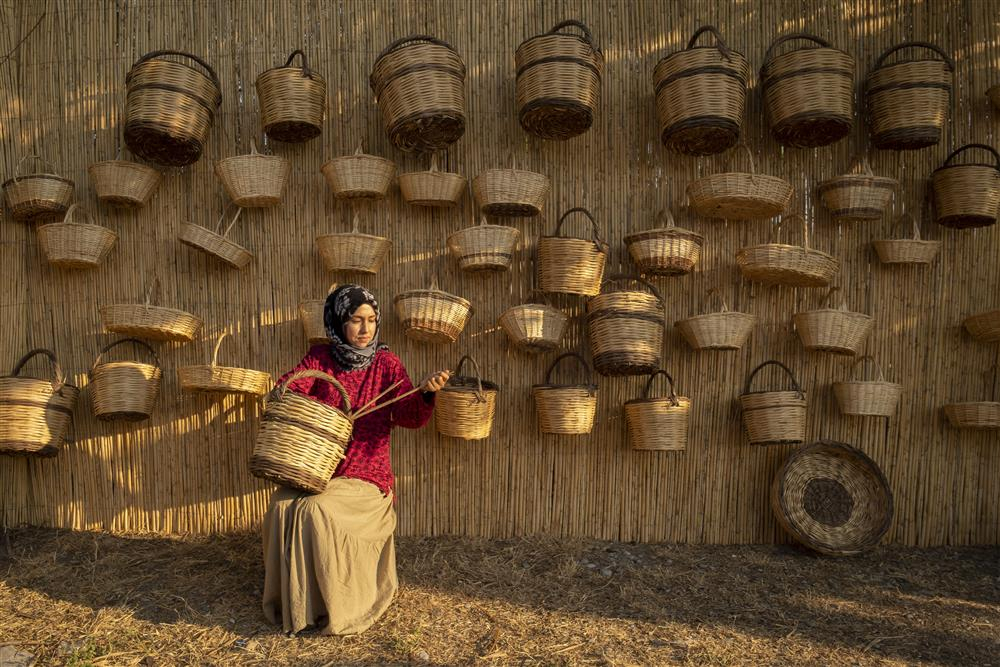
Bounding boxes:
[275,369,352,412]
[599,273,663,303]
[686,25,734,61]
[553,207,605,249]
[544,352,593,385]
[282,49,314,78]
[763,33,832,64]
[215,203,242,237]
[849,355,887,382]
[91,338,161,374]
[452,354,486,402]
[375,34,458,62]
[817,286,845,311]
[10,348,66,392]
[547,20,599,50]
[848,154,876,176]
[769,214,809,249]
[874,41,954,70]
[723,143,757,175]
[14,154,57,178]
[349,211,362,233]
[943,143,1000,170]
[132,50,221,94]
[656,208,677,230]
[641,369,679,406]
[62,203,96,226]
[891,212,923,240]
[704,287,729,313]
[524,288,554,306]
[209,332,230,366]
[428,152,440,173]
[743,360,803,397]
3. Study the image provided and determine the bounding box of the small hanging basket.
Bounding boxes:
[818,156,897,223]
[399,154,465,207]
[100,277,203,342]
[833,355,902,418]
[537,207,609,296]
[87,159,161,208]
[736,214,840,288]
[793,287,873,356]
[321,147,396,200]
[587,275,664,377]
[0,348,79,457]
[943,402,1000,429]
[299,297,330,345]
[963,309,1000,343]
[215,141,291,207]
[179,206,253,269]
[624,209,703,276]
[686,144,793,220]
[473,168,550,217]
[675,288,755,351]
[447,217,521,272]
[872,212,940,265]
[3,155,74,223]
[178,332,273,396]
[255,49,327,143]
[624,370,690,452]
[250,370,353,493]
[315,213,392,274]
[497,291,568,353]
[37,204,118,269]
[394,279,473,344]
[740,360,807,446]
[436,355,499,440]
[932,143,1000,229]
[532,352,598,435]
[89,338,162,422]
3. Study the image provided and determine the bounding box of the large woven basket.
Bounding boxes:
[625,370,690,451]
[675,288,755,351]
[299,297,330,345]
[624,209,703,276]
[771,440,893,556]
[436,355,498,440]
[873,213,940,265]
[932,143,1000,229]
[399,155,465,207]
[179,206,253,270]
[447,218,521,272]
[316,213,391,274]
[215,142,291,207]
[587,275,664,377]
[687,144,793,220]
[963,309,1000,343]
[178,333,273,396]
[867,42,954,151]
[124,50,222,166]
[761,33,854,148]
[793,288,873,356]
[3,155,74,223]
[89,338,162,422]
[653,25,750,156]
[833,356,902,418]
[515,20,603,140]
[321,147,396,200]
[87,159,161,208]
[100,277,203,342]
[736,214,840,288]
[37,204,118,269]
[394,280,473,344]
[498,292,568,353]
[943,402,1000,429]
[250,370,353,493]
[0,348,79,457]
[532,352,598,435]
[818,157,897,223]
[370,35,466,152]
[256,49,326,143]
[740,360,807,446]
[473,169,550,217]
[537,207,609,296]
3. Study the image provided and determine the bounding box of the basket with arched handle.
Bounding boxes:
[0,348,79,457]
[624,369,691,451]
[739,360,807,445]
[532,352,598,435]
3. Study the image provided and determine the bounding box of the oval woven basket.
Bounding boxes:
[178,333,273,396]
[88,159,161,208]
[37,204,118,269]
[399,155,465,207]
[0,348,79,457]
[215,142,291,207]
[537,207,609,296]
[2,155,74,223]
[943,402,1000,429]
[447,218,521,272]
[532,352,598,435]
[736,214,840,288]
[587,275,664,377]
[498,292,568,353]
[932,143,1000,229]
[818,156,897,223]
[793,288,873,356]
[435,355,499,440]
[299,298,330,345]
[315,213,391,274]
[473,168,550,217]
[255,49,326,143]
[178,206,253,270]
[624,370,690,451]
[963,309,1000,343]
[833,356,902,418]
[624,209,703,276]
[740,360,807,446]
[771,440,893,556]
[872,213,940,265]
[321,148,396,199]
[394,281,473,344]
[675,288,755,351]
[686,144,793,220]
[100,277,203,342]
[89,338,162,422]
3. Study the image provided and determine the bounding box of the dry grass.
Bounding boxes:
[0,528,997,666]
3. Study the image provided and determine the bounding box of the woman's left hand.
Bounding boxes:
[420,370,451,392]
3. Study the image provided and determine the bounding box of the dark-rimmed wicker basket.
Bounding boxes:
[932,143,1000,229]
[873,213,940,265]
[3,155,74,223]
[89,338,162,422]
[740,360,807,446]
[537,207,609,295]
[0,348,79,457]
[532,352,598,435]
[624,370,690,451]
[436,355,499,441]
[256,49,327,143]
[624,209,703,276]
[587,275,664,377]
[818,156,897,223]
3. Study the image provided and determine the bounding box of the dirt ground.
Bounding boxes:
[0,528,997,666]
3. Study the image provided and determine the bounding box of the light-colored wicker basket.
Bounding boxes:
[833,355,902,418]
[0,348,79,457]
[87,159,161,208]
[872,213,940,265]
[818,156,897,223]
[178,333,273,396]
[625,370,690,451]
[89,338,162,422]
[587,275,664,377]
[394,279,473,344]
[399,154,465,207]
[932,143,1000,229]
[37,204,118,269]
[256,49,326,143]
[299,296,330,345]
[624,209,703,276]
[687,144,793,220]
[315,213,392,274]
[473,169,550,217]
[215,141,291,207]
[178,206,253,269]
[963,309,1000,343]
[537,207,609,296]
[736,214,840,287]
[532,352,598,435]
[435,355,498,440]
[943,402,1000,429]
[740,360,807,446]
[321,147,396,199]
[675,288,755,351]
[3,154,74,223]
[447,217,521,272]
[793,287,873,356]
[100,277,203,342]
[498,292,568,353]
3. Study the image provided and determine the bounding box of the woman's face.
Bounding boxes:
[344,303,377,347]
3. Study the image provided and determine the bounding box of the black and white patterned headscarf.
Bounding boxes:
[324,284,388,371]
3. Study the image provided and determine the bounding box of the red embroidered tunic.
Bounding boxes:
[275,344,435,496]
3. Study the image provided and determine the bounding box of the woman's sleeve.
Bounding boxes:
[273,348,322,397]
[387,357,436,430]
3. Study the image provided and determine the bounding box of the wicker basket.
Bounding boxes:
[0,348,79,457]
[299,297,330,345]
[100,277,203,342]
[37,204,118,269]
[3,155,74,223]
[532,352,598,435]
[653,25,750,156]
[124,50,222,167]
[321,147,396,199]
[498,291,568,353]
[399,155,465,207]
[867,42,954,151]
[256,49,326,143]
[447,218,521,272]
[675,288,755,351]
[740,360,807,446]
[515,20,603,141]
[179,206,253,269]
[436,355,498,440]
[771,440,893,556]
[316,213,391,274]
[943,402,1000,429]
[537,207,609,296]
[761,33,854,148]
[932,143,1000,229]
[873,213,940,265]
[624,209,703,276]
[473,169,550,217]
[215,141,291,207]
[89,338,162,422]
[686,144,793,220]
[833,356,902,418]
[369,35,466,152]
[587,275,664,376]
[625,370,690,451]
[394,279,473,344]
[736,214,840,288]
[87,159,161,208]
[818,157,898,223]
[793,288,873,356]
[178,333,273,396]
[963,309,1000,343]
[250,370,353,493]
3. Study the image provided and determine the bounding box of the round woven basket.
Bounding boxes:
[215,142,291,207]
[818,157,897,223]
[124,50,222,167]
[2,155,74,223]
[675,288,755,351]
[537,207,609,296]
[178,206,253,269]
[250,370,353,493]
[399,155,465,207]
[473,169,550,217]
[515,19,603,141]
[394,280,473,344]
[771,440,893,556]
[867,42,954,151]
[686,144,793,220]
[369,35,466,152]
[37,204,118,269]
[736,214,840,287]
[624,209,703,276]
[793,288,873,356]
[299,298,330,345]
[587,275,664,377]
[963,309,1000,343]
[932,143,1000,229]
[447,218,521,272]
[873,213,940,265]
[321,147,396,199]
[532,352,598,435]
[178,333,273,396]
[89,338,162,422]
[761,33,854,148]
[88,159,161,208]
[316,213,391,274]
[833,356,902,418]
[740,360,807,446]
[256,49,326,143]
[625,370,690,451]
[436,355,499,440]
[0,348,79,457]
[498,291,568,353]
[943,402,1000,429]
[653,25,750,156]
[100,277,203,342]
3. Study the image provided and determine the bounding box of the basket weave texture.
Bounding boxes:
[532,352,598,435]
[0,348,79,457]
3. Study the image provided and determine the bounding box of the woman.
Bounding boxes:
[261,284,450,636]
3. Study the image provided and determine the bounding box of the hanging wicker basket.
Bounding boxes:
[473,169,550,217]
[321,147,396,200]
[100,277,203,342]
[215,141,291,207]
[178,333,273,396]
[498,291,568,353]
[675,288,755,351]
[686,144,793,220]
[963,309,1000,343]
[587,275,664,377]
[447,217,521,272]
[873,213,940,265]
[740,360,807,446]
[87,159,161,208]
[179,206,253,269]
[943,402,1000,429]
[625,370,690,451]
[736,214,840,287]
[37,204,118,269]
[532,352,598,435]
[833,356,902,418]
[653,25,750,156]
[124,50,222,167]
[932,143,1000,229]
[399,154,465,207]
[818,156,897,223]
[315,213,392,274]
[89,338,162,422]
[0,348,79,457]
[299,296,330,345]
[255,49,326,143]
[793,287,873,356]
[537,207,609,296]
[436,355,499,440]
[624,209,703,276]
[3,155,74,223]
[394,279,473,344]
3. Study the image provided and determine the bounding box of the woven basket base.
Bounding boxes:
[872,126,941,151]
[594,355,659,377]
[772,113,852,149]
[661,117,739,156]
[403,325,457,344]
[515,338,561,353]
[639,260,696,276]
[388,112,466,153]
[10,201,67,223]
[458,260,509,272]
[264,120,322,143]
[48,257,102,269]
[481,202,541,217]
[99,194,145,208]
[0,440,63,457]
[519,99,594,141]
[95,410,150,422]
[937,214,997,229]
[125,122,203,167]
[249,455,326,494]
[232,194,282,207]
[104,324,197,343]
[752,438,803,446]
[742,267,831,288]
[803,344,859,356]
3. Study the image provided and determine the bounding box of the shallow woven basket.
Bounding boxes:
[818,157,897,223]
[872,213,940,265]
[89,338,162,422]
[256,49,326,143]
[399,155,465,207]
[833,356,902,418]
[675,288,755,351]
[537,207,609,296]
[37,203,118,269]
[473,169,550,217]
[653,25,750,156]
[932,143,1000,229]
[394,281,473,344]
[515,20,603,141]
[178,333,273,396]
[316,213,391,274]
[498,292,568,353]
[250,370,353,493]
[740,360,807,446]
[687,144,793,220]
[88,159,161,208]
[963,309,1000,343]
[0,348,79,457]
[943,402,1000,429]
[321,147,396,199]
[447,218,521,272]
[299,298,329,345]
[124,50,222,167]
[771,440,893,556]
[100,277,203,342]
[625,370,690,451]
[624,209,703,276]
[369,35,466,152]
[761,33,854,148]
[3,155,74,223]
[436,355,499,440]
[587,275,664,377]
[736,214,840,287]
[215,142,291,207]
[178,206,253,269]
[532,352,598,435]
[793,288,873,356]
[867,42,954,151]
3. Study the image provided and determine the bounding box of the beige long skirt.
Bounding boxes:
[262,477,398,635]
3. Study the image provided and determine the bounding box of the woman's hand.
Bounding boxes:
[419,370,451,392]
